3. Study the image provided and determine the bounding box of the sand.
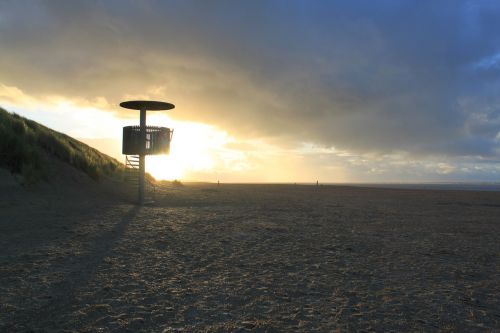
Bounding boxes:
[1,177,500,332]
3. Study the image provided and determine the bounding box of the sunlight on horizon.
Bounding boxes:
[3,85,473,183]
[3,91,478,183]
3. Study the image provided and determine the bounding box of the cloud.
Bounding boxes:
[1,0,500,162]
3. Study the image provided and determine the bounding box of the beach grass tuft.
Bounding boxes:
[0,107,123,184]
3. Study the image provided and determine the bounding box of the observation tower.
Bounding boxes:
[120,100,175,205]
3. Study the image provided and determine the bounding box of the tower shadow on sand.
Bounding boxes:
[8,205,140,329]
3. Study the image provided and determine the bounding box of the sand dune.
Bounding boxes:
[1,181,500,332]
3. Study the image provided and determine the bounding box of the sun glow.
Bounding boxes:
[146,155,184,180]
[145,114,229,180]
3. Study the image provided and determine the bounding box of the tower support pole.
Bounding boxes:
[139,109,146,205]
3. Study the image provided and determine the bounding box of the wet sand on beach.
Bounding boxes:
[1,180,500,332]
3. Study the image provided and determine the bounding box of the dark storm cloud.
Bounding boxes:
[1,0,500,158]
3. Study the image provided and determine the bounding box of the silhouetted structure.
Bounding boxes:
[120,100,175,205]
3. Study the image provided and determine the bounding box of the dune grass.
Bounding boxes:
[0,107,123,184]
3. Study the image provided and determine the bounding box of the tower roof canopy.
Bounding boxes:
[120,100,175,111]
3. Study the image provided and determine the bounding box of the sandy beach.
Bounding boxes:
[1,179,500,332]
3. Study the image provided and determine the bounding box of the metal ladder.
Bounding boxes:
[124,155,140,186]
[124,155,156,201]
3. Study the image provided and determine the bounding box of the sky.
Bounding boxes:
[1,0,500,182]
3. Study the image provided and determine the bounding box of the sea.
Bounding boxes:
[335,183,500,192]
